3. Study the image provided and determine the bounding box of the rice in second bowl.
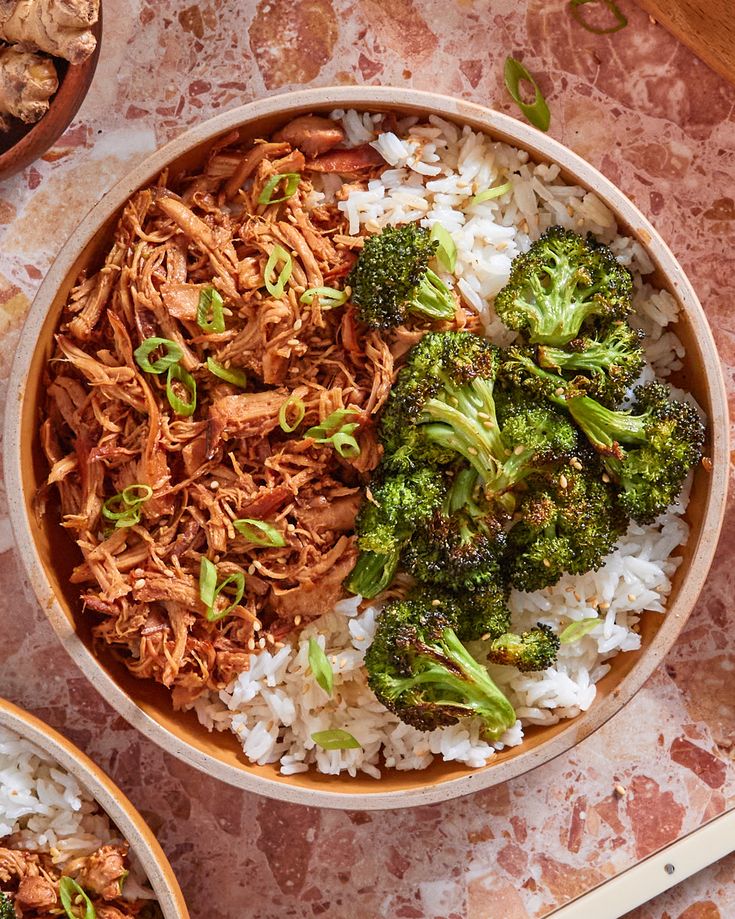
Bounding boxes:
[189,110,693,777]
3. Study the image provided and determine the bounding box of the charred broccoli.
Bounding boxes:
[537,320,645,405]
[506,467,627,591]
[0,894,12,919]
[348,224,456,329]
[495,226,633,345]
[381,331,577,496]
[365,591,516,738]
[485,623,560,672]
[346,468,445,598]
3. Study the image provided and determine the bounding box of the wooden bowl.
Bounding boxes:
[4,87,728,809]
[0,12,101,181]
[0,696,189,917]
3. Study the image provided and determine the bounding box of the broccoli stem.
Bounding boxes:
[345,549,399,599]
[411,269,456,320]
[566,395,648,450]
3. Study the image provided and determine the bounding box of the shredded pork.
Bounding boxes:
[39,116,476,707]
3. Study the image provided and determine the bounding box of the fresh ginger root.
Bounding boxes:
[0,0,100,64]
[0,44,57,131]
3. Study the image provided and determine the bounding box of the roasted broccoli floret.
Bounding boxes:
[456,583,511,642]
[494,226,633,345]
[506,467,628,591]
[567,382,705,524]
[365,592,516,738]
[485,623,560,672]
[0,893,13,919]
[382,331,577,495]
[537,320,645,405]
[402,467,508,591]
[348,224,456,329]
[345,468,446,598]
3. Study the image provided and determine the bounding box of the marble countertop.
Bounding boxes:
[0,1,734,917]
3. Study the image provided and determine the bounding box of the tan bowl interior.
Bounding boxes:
[7,89,729,808]
[0,697,189,917]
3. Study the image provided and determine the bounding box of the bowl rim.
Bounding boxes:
[4,85,729,809]
[0,696,189,917]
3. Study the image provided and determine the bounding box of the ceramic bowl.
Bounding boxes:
[0,696,188,916]
[0,13,102,181]
[4,87,728,809]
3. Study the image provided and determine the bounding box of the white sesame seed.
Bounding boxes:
[258,637,266,649]
[602,473,611,483]
[559,474,568,489]
[542,558,551,568]
[614,784,627,798]
[253,620,262,631]
[133,578,146,590]
[210,480,220,490]
[294,615,302,626]
[247,638,256,651]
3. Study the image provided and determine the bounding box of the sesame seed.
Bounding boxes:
[287,524,296,532]
[164,569,175,579]
[294,615,302,626]
[599,601,610,611]
[133,578,146,590]
[258,637,266,649]
[274,641,285,649]
[210,480,220,490]
[266,634,275,645]
[627,593,636,602]
[247,638,256,651]
[602,473,611,483]
[614,784,627,798]
[542,558,551,568]
[513,444,525,455]
[431,599,442,607]
[468,447,479,456]
[480,632,491,641]
[294,318,303,331]
[559,474,568,489]
[253,620,262,631]
[483,420,494,429]
[248,563,256,575]
[555,386,565,396]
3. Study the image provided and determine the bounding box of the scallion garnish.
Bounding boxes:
[559,617,599,644]
[166,363,197,417]
[471,181,513,205]
[232,518,287,548]
[102,483,152,529]
[207,571,246,623]
[264,244,293,298]
[199,557,217,609]
[305,408,361,458]
[429,223,457,273]
[197,286,225,333]
[503,57,551,132]
[569,0,627,34]
[299,286,349,309]
[258,172,301,206]
[311,729,361,751]
[308,638,334,696]
[278,394,306,433]
[206,357,247,388]
[134,337,183,374]
[59,876,96,919]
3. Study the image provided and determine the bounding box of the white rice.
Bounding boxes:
[0,724,152,898]
[192,112,692,776]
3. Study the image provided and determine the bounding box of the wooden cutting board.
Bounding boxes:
[634,0,735,86]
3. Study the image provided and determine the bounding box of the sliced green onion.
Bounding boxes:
[429,223,457,273]
[569,0,627,34]
[197,286,225,333]
[300,286,349,309]
[121,484,153,506]
[134,337,183,374]
[118,870,129,896]
[311,729,361,751]
[206,357,247,388]
[206,571,246,623]
[59,876,96,919]
[504,57,551,132]
[330,431,361,458]
[559,618,599,644]
[199,557,217,610]
[308,638,334,696]
[264,244,293,298]
[258,172,301,206]
[471,181,513,205]
[306,408,361,458]
[166,363,197,417]
[233,518,287,548]
[279,394,306,433]
[102,483,152,529]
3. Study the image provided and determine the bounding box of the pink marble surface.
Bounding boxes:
[0,1,734,917]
